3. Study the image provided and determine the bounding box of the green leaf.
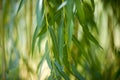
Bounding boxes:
[36,0,44,25]
[71,64,85,80]
[58,19,64,63]
[83,2,94,22]
[83,26,102,48]
[68,20,74,48]
[54,61,70,80]
[63,45,71,72]
[46,53,52,69]
[72,35,85,54]
[66,0,74,48]
[57,1,67,11]
[91,0,95,11]
[37,32,47,52]
[32,0,44,55]
[37,41,49,73]
[75,0,85,26]
[48,26,59,62]
[17,0,25,14]
[32,22,44,55]
[37,24,47,52]
[37,24,47,37]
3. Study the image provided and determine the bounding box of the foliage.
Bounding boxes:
[0,0,120,80]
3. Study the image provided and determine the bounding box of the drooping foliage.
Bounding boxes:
[0,0,120,80]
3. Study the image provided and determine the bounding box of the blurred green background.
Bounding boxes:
[0,0,120,80]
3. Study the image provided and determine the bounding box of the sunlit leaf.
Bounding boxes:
[57,1,67,11]
[36,0,44,25]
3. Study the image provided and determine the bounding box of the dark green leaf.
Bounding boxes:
[48,26,60,62]
[75,0,85,26]
[72,35,85,54]
[63,45,71,72]
[83,2,94,23]
[17,0,25,14]
[91,0,95,11]
[71,64,85,80]
[54,61,70,80]
[32,23,44,55]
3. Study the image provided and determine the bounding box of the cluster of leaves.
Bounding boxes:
[32,0,104,80]
[1,0,120,80]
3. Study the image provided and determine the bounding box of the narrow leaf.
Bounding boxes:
[75,0,85,25]
[32,22,44,55]
[49,27,59,62]
[37,41,49,73]
[17,0,25,14]
[72,35,85,54]
[57,1,67,11]
[83,26,102,48]
[54,61,70,80]
[58,18,64,63]
[71,65,85,80]
[68,20,74,48]
[36,0,44,25]
[32,0,44,55]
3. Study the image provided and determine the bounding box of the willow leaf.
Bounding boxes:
[83,26,102,48]
[68,20,74,48]
[91,0,95,11]
[54,61,70,80]
[32,0,44,55]
[17,0,25,14]
[72,35,85,54]
[71,65,85,80]
[57,1,67,11]
[66,0,74,48]
[32,22,44,55]
[37,25,47,52]
[37,41,49,73]
[36,0,44,25]
[75,0,85,26]
[37,24,47,37]
[49,27,59,62]
[63,45,70,72]
[58,19,64,63]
